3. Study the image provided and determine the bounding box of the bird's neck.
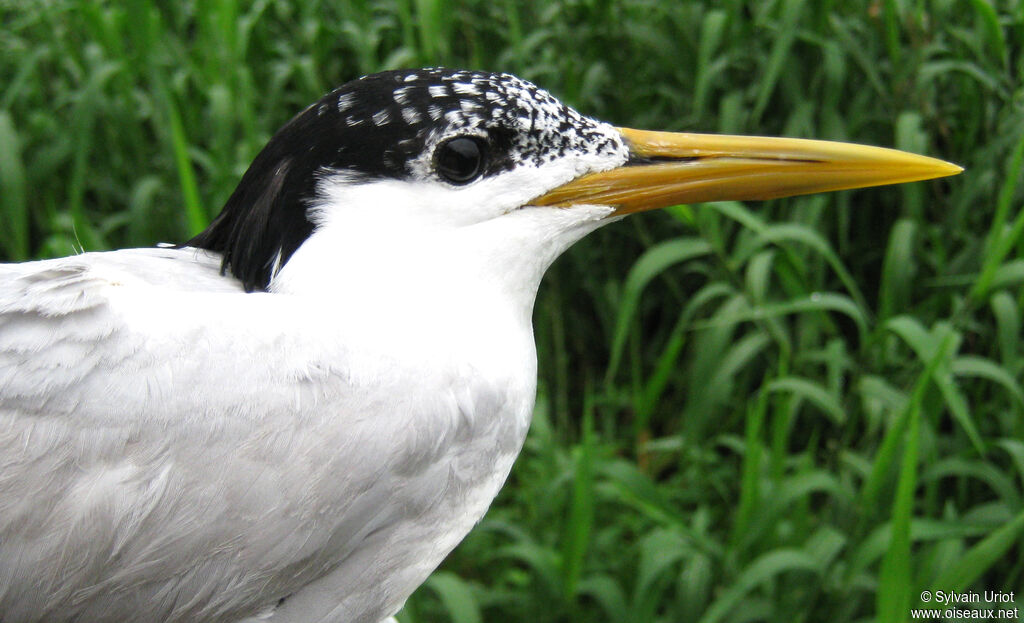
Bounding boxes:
[270,207,610,324]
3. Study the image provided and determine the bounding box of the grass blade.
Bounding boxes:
[606,238,712,381]
[925,508,1024,601]
[0,112,28,260]
[423,572,482,623]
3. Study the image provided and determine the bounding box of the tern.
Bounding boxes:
[0,68,960,622]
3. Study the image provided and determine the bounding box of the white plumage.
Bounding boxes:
[1,184,624,623]
[0,68,960,622]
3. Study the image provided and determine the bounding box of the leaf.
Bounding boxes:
[996,439,1024,487]
[0,111,28,260]
[561,410,595,598]
[607,238,712,380]
[698,549,820,623]
[878,219,916,319]
[847,519,992,580]
[752,0,807,123]
[745,249,776,302]
[921,458,1021,508]
[991,259,1024,290]
[691,293,868,342]
[776,470,852,508]
[862,326,960,510]
[951,355,1024,408]
[576,575,628,623]
[495,542,562,596]
[423,572,482,623]
[760,223,868,312]
[972,123,1024,302]
[989,291,1020,368]
[967,0,1007,64]
[633,529,690,611]
[884,318,985,454]
[600,461,699,537]
[767,376,846,424]
[155,75,206,234]
[877,384,920,623]
[693,9,729,117]
[926,508,1024,598]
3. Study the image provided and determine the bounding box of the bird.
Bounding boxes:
[0,68,960,623]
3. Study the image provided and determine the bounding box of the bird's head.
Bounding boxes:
[189,68,960,303]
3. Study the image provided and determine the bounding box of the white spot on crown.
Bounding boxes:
[401,107,421,124]
[394,87,414,106]
[452,82,480,96]
[337,92,356,112]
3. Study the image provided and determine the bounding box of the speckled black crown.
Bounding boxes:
[187,68,623,292]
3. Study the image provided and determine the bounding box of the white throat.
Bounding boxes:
[271,194,616,324]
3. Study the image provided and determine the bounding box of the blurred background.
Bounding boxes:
[2,1,1022,621]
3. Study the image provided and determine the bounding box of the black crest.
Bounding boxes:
[186,68,623,292]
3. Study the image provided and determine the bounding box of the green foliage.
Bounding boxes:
[2,1,1023,621]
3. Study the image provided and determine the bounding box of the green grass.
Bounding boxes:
[2,1,1023,621]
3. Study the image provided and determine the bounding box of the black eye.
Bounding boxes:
[435,136,487,184]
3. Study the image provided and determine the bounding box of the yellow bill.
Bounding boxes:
[532,127,963,214]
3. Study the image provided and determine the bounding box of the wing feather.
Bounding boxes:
[0,248,236,416]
